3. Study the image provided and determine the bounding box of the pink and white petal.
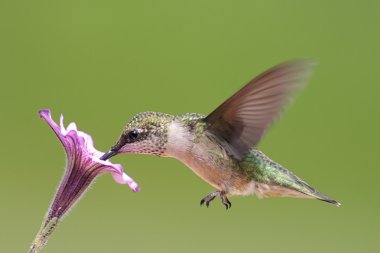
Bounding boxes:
[66,122,78,133]
[92,155,114,165]
[77,130,97,154]
[112,172,140,192]
[107,164,140,192]
[59,115,67,134]
[40,110,69,147]
[58,113,97,155]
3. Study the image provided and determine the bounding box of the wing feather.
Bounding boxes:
[205,60,316,159]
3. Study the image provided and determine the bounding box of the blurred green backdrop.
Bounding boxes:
[1,0,379,252]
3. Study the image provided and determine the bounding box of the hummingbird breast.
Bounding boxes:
[165,121,252,194]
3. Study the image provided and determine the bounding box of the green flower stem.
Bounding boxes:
[28,216,59,253]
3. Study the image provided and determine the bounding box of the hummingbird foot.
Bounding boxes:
[221,193,232,209]
[200,191,232,209]
[200,191,218,207]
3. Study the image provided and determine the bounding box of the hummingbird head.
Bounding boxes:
[100,112,175,160]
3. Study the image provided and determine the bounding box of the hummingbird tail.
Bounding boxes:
[319,198,341,206]
[310,190,341,206]
[253,181,341,206]
[300,182,341,206]
[253,176,341,206]
[242,149,341,206]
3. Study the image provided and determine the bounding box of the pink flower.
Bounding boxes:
[29,110,139,253]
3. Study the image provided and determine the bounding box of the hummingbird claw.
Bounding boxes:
[200,191,232,209]
[200,192,218,208]
[200,198,209,207]
[222,197,232,210]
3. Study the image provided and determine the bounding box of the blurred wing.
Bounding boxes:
[205,60,316,159]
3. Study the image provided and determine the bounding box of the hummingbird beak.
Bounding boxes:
[99,149,117,161]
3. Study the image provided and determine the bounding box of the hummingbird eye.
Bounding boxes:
[128,129,140,140]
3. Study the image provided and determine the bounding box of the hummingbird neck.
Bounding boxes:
[165,121,194,159]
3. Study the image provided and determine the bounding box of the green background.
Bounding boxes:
[1,1,378,252]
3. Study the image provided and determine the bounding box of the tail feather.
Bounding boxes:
[254,182,341,206]
[246,150,341,206]
[299,182,341,206]
[319,198,341,206]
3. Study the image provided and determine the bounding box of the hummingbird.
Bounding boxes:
[100,60,340,209]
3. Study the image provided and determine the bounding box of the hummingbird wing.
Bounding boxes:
[204,60,315,159]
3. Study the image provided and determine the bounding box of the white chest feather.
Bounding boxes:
[166,121,194,159]
[166,121,221,187]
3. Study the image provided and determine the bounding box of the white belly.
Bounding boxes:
[165,121,253,194]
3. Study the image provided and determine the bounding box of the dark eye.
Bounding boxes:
[128,130,139,140]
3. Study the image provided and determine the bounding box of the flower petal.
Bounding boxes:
[110,164,140,192]
[39,110,69,148]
